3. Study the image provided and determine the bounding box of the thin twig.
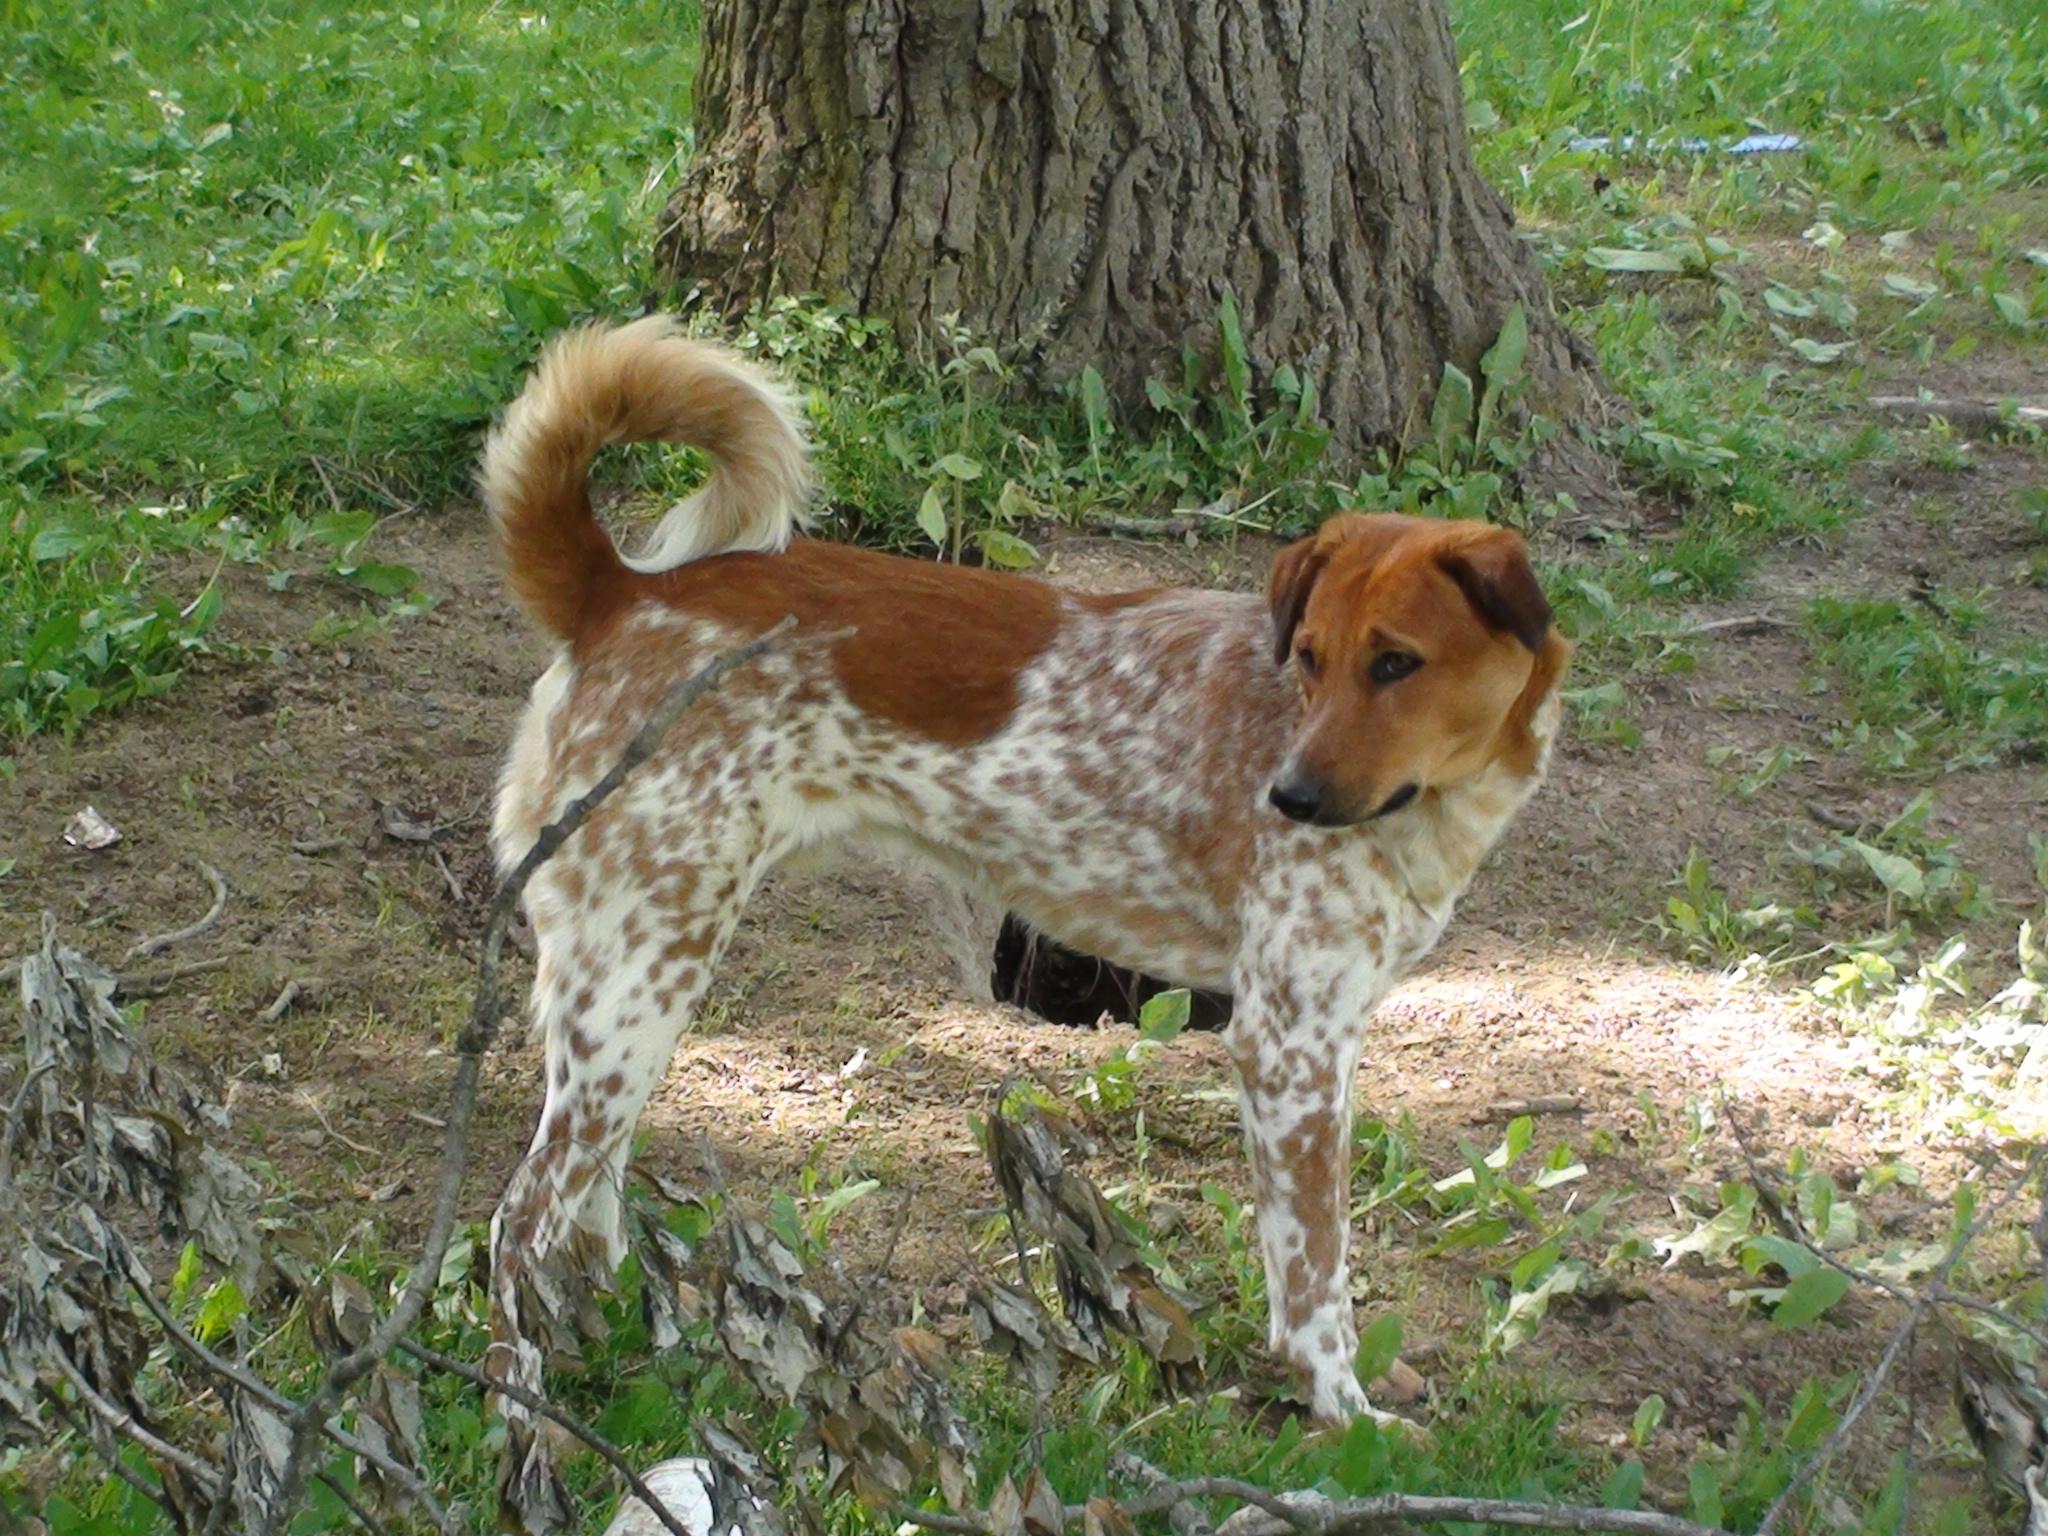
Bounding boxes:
[257,978,314,1025]
[1652,614,1794,640]
[1110,1453,1213,1536]
[259,618,794,1535]
[48,1394,183,1516]
[1752,1147,2046,1536]
[316,1470,393,1536]
[1727,1108,2048,1353]
[894,1476,1729,1536]
[297,1091,380,1157]
[118,1253,450,1530]
[123,859,229,961]
[397,1338,698,1536]
[114,955,233,998]
[50,1345,225,1496]
[0,1060,56,1189]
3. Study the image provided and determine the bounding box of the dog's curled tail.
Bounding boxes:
[479,315,812,640]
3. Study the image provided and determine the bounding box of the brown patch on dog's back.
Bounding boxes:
[624,540,1076,746]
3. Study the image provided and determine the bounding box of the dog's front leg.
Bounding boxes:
[1224,962,1399,1427]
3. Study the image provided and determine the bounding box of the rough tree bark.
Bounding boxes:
[658,0,1588,458]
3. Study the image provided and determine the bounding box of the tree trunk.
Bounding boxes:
[658,0,1587,459]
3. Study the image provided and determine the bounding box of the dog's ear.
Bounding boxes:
[1266,536,1329,666]
[1437,531,1552,654]
[1267,513,1418,666]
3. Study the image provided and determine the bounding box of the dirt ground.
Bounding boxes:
[3,453,2043,1503]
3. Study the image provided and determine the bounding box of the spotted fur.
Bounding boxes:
[482,321,1569,1427]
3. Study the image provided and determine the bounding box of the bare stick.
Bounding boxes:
[1470,1095,1581,1124]
[1727,1108,2048,1352]
[316,1471,393,1536]
[0,1060,56,1189]
[114,955,233,998]
[51,1345,225,1497]
[1110,1453,1214,1536]
[893,1475,1731,1536]
[257,978,315,1024]
[258,618,794,1535]
[124,859,229,961]
[1752,1147,2046,1536]
[1652,614,1794,640]
[396,1338,698,1536]
[48,1395,184,1517]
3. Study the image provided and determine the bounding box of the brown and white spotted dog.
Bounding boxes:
[480,317,1569,1428]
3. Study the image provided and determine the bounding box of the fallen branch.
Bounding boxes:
[1868,395,2048,436]
[50,1345,225,1498]
[1727,1107,2048,1354]
[1652,614,1794,640]
[113,954,234,998]
[397,1338,697,1536]
[894,1474,1729,1536]
[111,1239,452,1530]
[258,617,796,1535]
[256,978,316,1025]
[124,859,229,961]
[1751,1144,2046,1536]
[1471,1094,1581,1124]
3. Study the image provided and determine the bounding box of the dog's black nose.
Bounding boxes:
[1268,777,1326,824]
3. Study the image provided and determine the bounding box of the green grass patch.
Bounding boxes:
[0,0,701,507]
[1806,591,2048,771]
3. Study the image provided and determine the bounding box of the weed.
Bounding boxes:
[1806,593,2048,771]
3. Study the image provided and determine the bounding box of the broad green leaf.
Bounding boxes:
[1079,366,1111,438]
[812,1178,880,1227]
[193,1278,248,1342]
[341,562,418,597]
[1354,1311,1403,1383]
[1480,302,1528,390]
[1333,1414,1387,1496]
[930,453,982,481]
[1884,273,1938,301]
[1655,1190,1756,1266]
[1991,291,2030,327]
[1488,1256,1583,1352]
[30,522,92,562]
[1763,285,1817,318]
[1846,838,1925,900]
[1217,289,1250,407]
[1631,1394,1665,1446]
[1429,361,1476,464]
[1772,1267,1852,1329]
[978,529,1039,570]
[1687,1460,1724,1526]
[1741,1234,1820,1279]
[1427,1215,1512,1253]
[1602,1460,1645,1511]
[187,582,224,632]
[1585,247,1685,273]
[1137,988,1191,1043]
[916,485,948,547]
[1786,336,1853,364]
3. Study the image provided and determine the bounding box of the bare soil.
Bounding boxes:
[3,450,2043,1503]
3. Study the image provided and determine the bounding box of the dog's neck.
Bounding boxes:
[1369,681,1563,917]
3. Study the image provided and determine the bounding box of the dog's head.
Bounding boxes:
[1264,512,1568,827]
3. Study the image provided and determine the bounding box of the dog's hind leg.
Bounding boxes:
[486,802,765,1441]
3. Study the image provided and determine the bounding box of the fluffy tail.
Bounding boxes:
[478,315,812,640]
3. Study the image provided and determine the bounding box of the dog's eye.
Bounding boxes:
[1369,651,1422,685]
[1294,646,1320,678]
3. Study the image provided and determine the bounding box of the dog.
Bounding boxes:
[480,316,1568,1429]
